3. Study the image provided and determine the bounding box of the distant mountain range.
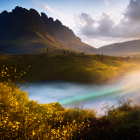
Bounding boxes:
[0,6,140,56]
[0,6,96,54]
[97,40,140,56]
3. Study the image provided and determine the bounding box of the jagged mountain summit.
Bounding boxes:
[0,6,96,54]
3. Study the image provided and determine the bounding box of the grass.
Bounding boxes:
[0,53,140,84]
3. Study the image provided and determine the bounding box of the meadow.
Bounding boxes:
[0,53,139,84]
[0,53,140,139]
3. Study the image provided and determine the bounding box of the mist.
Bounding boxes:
[19,69,140,118]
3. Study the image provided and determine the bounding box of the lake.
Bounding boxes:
[19,70,140,118]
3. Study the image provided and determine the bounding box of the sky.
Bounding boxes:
[1,0,140,48]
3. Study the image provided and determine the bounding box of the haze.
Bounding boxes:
[20,69,140,118]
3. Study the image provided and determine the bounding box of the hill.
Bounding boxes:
[0,6,96,54]
[0,53,139,84]
[97,39,140,56]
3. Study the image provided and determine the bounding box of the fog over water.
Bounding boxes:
[19,70,140,118]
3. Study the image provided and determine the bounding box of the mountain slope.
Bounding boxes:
[97,39,140,56]
[0,6,96,54]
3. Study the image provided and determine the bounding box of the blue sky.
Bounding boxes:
[1,0,139,48]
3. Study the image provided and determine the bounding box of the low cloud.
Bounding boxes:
[31,0,66,19]
[75,0,140,39]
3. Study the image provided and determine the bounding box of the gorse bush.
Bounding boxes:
[0,81,140,140]
[0,81,97,139]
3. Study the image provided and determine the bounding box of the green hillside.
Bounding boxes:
[0,53,139,84]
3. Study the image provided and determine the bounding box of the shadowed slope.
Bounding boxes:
[0,6,96,54]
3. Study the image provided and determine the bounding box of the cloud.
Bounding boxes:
[104,0,113,6]
[31,0,66,19]
[98,13,114,32]
[75,0,140,39]
[79,13,95,25]
[75,12,115,37]
[123,0,140,21]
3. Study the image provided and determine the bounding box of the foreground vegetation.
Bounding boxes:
[0,81,140,140]
[0,53,140,139]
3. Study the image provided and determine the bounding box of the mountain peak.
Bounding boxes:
[30,8,40,18]
[1,10,8,15]
[41,12,48,19]
[49,17,54,22]
[0,6,96,54]
[12,6,26,12]
[55,19,62,26]
[14,6,22,10]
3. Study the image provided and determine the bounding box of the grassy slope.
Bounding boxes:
[0,53,139,84]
